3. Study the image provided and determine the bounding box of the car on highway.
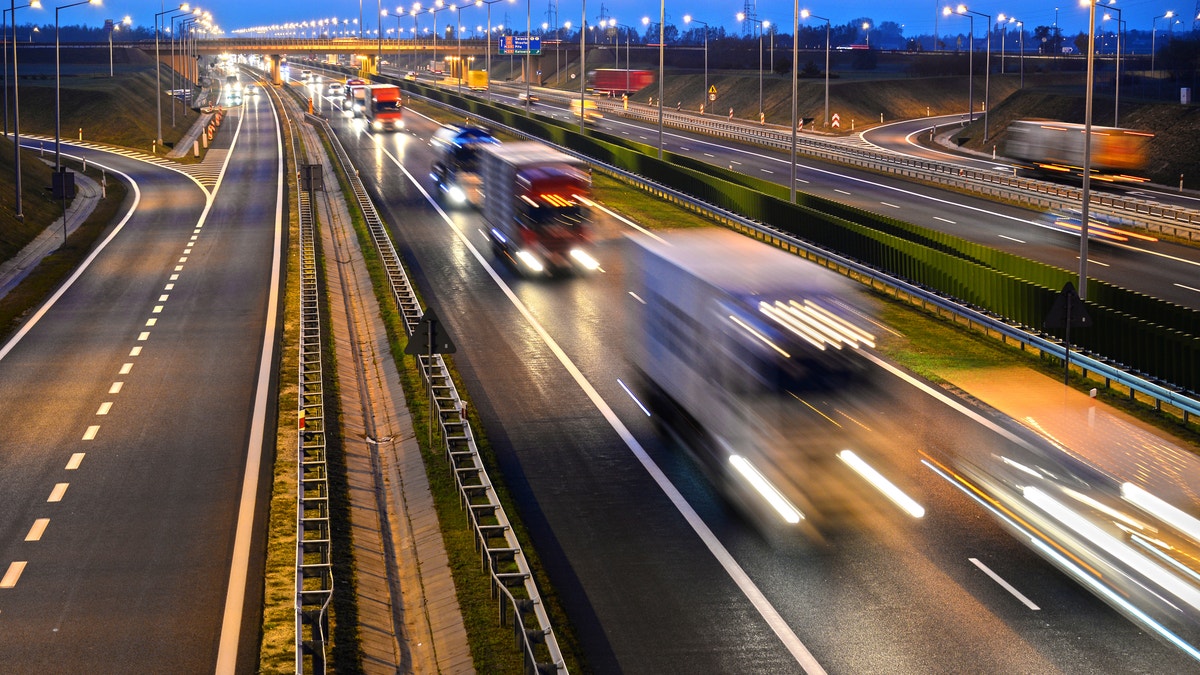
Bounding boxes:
[404,71,418,81]
[300,69,312,82]
[327,82,345,99]
[518,92,539,103]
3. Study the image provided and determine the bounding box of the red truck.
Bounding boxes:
[351,83,404,131]
[587,69,654,95]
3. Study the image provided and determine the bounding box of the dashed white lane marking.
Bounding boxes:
[159,295,169,302]
[48,483,69,501]
[25,519,49,542]
[164,283,174,290]
[189,236,197,241]
[137,332,149,341]
[129,346,142,357]
[65,453,84,470]
[1,561,27,588]
[145,318,157,327]
[174,266,184,272]
[109,382,123,394]
[178,257,188,263]
[183,248,192,254]
[96,402,112,415]
[1177,283,1200,293]
[880,201,900,209]
[170,274,179,281]
[969,557,1041,610]
[999,234,1026,244]
[83,426,100,440]
[835,189,851,195]
[152,306,163,314]
[761,168,774,174]
[934,216,956,224]
[119,363,133,374]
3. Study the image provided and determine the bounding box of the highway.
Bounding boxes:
[316,94,1197,672]
[0,86,282,672]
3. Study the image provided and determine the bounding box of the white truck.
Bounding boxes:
[627,229,876,535]
[430,125,499,207]
[478,142,598,275]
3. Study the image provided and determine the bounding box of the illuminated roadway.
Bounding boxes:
[311,85,1196,672]
[0,86,282,672]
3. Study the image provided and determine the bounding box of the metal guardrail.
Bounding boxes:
[583,98,1200,240]
[306,111,568,674]
[411,89,1200,425]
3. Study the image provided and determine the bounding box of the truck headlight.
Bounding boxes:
[447,185,466,204]
[515,250,545,273]
[569,249,600,271]
[372,120,383,130]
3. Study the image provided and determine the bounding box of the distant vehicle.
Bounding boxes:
[1039,208,1158,244]
[627,228,876,534]
[327,82,345,99]
[352,83,404,131]
[404,71,418,81]
[226,88,243,106]
[466,70,488,90]
[430,124,499,207]
[1004,119,1154,182]
[587,68,653,95]
[517,91,539,103]
[569,99,602,125]
[478,142,596,275]
[299,69,312,82]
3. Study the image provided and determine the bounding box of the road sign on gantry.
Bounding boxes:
[498,35,542,55]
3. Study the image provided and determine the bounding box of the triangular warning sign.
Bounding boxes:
[404,308,457,355]
[1044,282,1092,331]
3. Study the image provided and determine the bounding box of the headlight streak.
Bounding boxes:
[569,248,601,271]
[789,392,842,428]
[729,455,804,524]
[515,250,545,273]
[1060,486,1156,533]
[1024,486,1200,613]
[838,450,925,518]
[1030,538,1200,663]
[729,315,791,358]
[1129,532,1200,586]
[1122,483,1200,546]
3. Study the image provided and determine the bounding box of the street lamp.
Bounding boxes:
[172,9,201,128]
[1102,3,1123,126]
[155,4,190,147]
[106,14,129,77]
[790,0,799,202]
[801,9,830,129]
[862,21,869,48]
[56,0,101,171]
[1151,10,1173,73]
[642,9,664,158]
[6,0,41,219]
[736,11,765,116]
[683,15,709,113]
[474,0,513,101]
[612,21,633,92]
[997,14,1012,75]
[1078,0,1100,300]
[944,3,991,141]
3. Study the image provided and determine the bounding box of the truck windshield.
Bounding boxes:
[375,100,402,111]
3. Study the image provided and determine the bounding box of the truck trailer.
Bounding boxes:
[430,124,499,207]
[351,83,404,131]
[478,142,597,275]
[627,229,878,536]
[588,68,654,95]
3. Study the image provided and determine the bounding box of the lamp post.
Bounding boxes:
[1078,0,1099,300]
[737,11,765,116]
[642,10,664,158]
[56,0,101,171]
[862,20,869,48]
[944,3,990,140]
[577,0,585,134]
[801,9,830,129]
[1151,11,1173,74]
[155,4,190,148]
[613,21,632,92]
[790,0,799,201]
[107,14,129,77]
[6,0,41,219]
[997,14,1010,74]
[4,0,41,138]
[474,0,512,101]
[410,6,419,72]
[683,15,708,112]
[171,9,200,128]
[1102,4,1123,126]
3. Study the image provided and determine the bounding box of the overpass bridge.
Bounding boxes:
[188,37,564,85]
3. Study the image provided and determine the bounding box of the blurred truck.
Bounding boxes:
[569,99,603,125]
[1004,119,1153,181]
[478,142,597,275]
[588,68,654,95]
[351,83,404,131]
[466,70,488,90]
[430,124,499,207]
[627,229,877,536]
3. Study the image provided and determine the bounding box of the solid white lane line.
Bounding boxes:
[119,363,133,374]
[83,426,100,440]
[25,519,49,541]
[48,483,69,502]
[65,453,84,470]
[999,234,1026,244]
[129,346,142,357]
[1,561,27,588]
[96,402,113,415]
[969,558,1041,610]
[1177,283,1200,293]
[145,318,157,327]
[109,382,123,394]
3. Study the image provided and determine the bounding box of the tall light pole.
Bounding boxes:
[641,10,663,158]
[5,0,41,137]
[56,0,100,171]
[954,5,990,141]
[155,4,189,148]
[683,15,708,112]
[1151,11,1173,73]
[997,14,1011,74]
[943,5,976,128]
[1079,0,1099,300]
[862,21,869,48]
[106,15,130,77]
[7,0,41,220]
[737,11,765,116]
[578,0,586,133]
[171,9,200,128]
[614,21,633,92]
[475,0,512,100]
[1103,4,1123,126]
[1016,19,1024,87]
[789,0,799,201]
[801,9,830,129]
